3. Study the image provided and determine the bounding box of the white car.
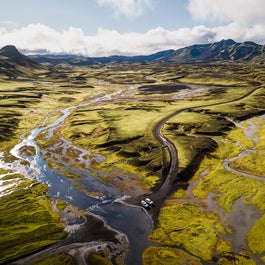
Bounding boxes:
[145,198,154,205]
[140,200,150,209]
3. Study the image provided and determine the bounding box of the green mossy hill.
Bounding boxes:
[143,246,202,265]
[201,87,265,122]
[217,252,257,265]
[248,215,265,254]
[149,202,223,261]
[62,101,169,187]
[0,183,66,264]
[230,150,265,177]
[0,79,46,145]
[81,64,156,84]
[164,110,227,179]
[177,64,264,86]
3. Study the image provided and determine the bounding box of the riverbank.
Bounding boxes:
[9,209,128,265]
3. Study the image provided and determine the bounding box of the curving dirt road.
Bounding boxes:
[146,86,263,220]
[8,86,263,264]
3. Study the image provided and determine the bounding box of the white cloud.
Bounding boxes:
[0,24,90,55]
[0,21,17,27]
[0,23,264,57]
[186,0,265,47]
[188,0,265,25]
[213,23,265,44]
[96,0,155,18]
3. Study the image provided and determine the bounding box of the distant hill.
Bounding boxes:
[0,45,40,67]
[0,45,42,78]
[29,39,265,66]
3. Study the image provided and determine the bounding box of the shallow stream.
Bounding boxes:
[223,114,265,181]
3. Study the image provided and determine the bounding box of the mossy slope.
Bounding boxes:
[0,183,66,264]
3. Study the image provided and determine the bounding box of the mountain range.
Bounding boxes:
[29,39,265,66]
[0,40,264,75]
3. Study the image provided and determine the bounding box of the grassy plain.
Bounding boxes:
[51,63,265,263]
[61,64,264,187]
[0,61,264,264]
[41,63,265,264]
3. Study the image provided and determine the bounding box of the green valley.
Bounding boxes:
[0,43,264,265]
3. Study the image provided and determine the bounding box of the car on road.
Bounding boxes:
[145,198,154,206]
[140,200,150,209]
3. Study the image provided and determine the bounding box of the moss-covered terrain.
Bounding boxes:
[149,202,222,261]
[0,61,264,264]
[147,113,265,264]
[143,246,202,265]
[61,100,168,188]
[30,253,74,265]
[0,67,101,264]
[0,181,66,264]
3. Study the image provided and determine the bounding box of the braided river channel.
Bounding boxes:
[0,91,153,265]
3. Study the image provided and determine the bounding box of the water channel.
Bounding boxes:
[0,91,153,265]
[223,114,265,181]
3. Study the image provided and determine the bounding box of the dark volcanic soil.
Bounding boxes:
[138,84,190,94]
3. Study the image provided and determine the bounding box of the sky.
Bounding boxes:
[0,0,264,56]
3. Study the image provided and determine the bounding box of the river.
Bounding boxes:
[0,90,153,265]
